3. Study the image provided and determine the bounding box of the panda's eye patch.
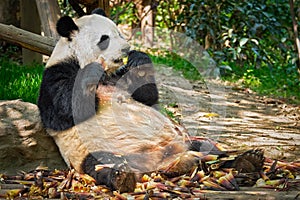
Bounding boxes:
[98,35,110,50]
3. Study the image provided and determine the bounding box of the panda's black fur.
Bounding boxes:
[82,151,136,192]
[38,58,107,131]
[115,50,159,106]
[38,58,80,131]
[56,16,79,41]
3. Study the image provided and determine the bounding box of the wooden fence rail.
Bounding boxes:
[0,23,55,56]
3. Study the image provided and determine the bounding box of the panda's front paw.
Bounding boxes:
[126,50,152,69]
[118,50,158,106]
[80,62,106,95]
[114,50,152,77]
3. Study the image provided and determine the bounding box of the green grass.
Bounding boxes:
[0,57,44,104]
[150,52,202,81]
[223,62,300,104]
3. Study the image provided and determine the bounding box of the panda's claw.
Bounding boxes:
[84,84,97,96]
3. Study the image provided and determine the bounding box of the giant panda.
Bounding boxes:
[37,10,177,192]
[37,10,263,193]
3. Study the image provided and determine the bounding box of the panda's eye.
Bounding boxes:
[98,35,110,50]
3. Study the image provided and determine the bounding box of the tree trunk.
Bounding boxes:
[135,0,156,47]
[98,0,110,17]
[0,0,20,26]
[289,0,300,76]
[141,3,154,47]
[70,0,110,15]
[20,0,42,64]
[35,0,61,40]
[0,0,20,48]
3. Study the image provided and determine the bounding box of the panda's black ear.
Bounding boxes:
[91,8,107,17]
[56,16,79,41]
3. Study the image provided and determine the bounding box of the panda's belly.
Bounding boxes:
[50,98,189,174]
[77,100,188,173]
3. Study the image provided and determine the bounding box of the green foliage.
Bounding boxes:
[224,62,300,103]
[161,106,179,123]
[155,0,181,30]
[168,0,296,69]
[57,0,76,17]
[156,0,300,102]
[0,57,43,104]
[242,69,262,88]
[111,2,137,26]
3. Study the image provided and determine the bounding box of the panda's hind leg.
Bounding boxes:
[81,151,136,193]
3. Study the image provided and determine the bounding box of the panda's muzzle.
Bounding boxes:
[113,46,130,64]
[121,46,131,55]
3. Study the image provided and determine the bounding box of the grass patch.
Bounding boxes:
[223,62,300,104]
[149,52,202,81]
[0,57,44,104]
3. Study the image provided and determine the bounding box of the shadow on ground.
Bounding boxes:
[155,65,300,162]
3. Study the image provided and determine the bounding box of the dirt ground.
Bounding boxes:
[155,65,300,162]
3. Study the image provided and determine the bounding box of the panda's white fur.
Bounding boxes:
[47,14,129,71]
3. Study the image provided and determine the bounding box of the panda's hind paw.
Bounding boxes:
[81,151,136,193]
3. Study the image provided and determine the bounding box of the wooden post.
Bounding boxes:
[20,0,42,65]
[141,3,154,47]
[35,0,61,40]
[0,0,20,26]
[289,0,300,75]
[98,0,110,17]
[135,0,155,47]
[0,0,20,49]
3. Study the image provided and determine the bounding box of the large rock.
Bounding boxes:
[0,100,66,174]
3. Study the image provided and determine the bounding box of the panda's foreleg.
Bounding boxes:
[72,62,106,125]
[38,60,106,131]
[130,83,159,106]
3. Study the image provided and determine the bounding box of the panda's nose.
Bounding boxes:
[122,46,130,55]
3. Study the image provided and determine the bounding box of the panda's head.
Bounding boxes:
[47,13,130,73]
